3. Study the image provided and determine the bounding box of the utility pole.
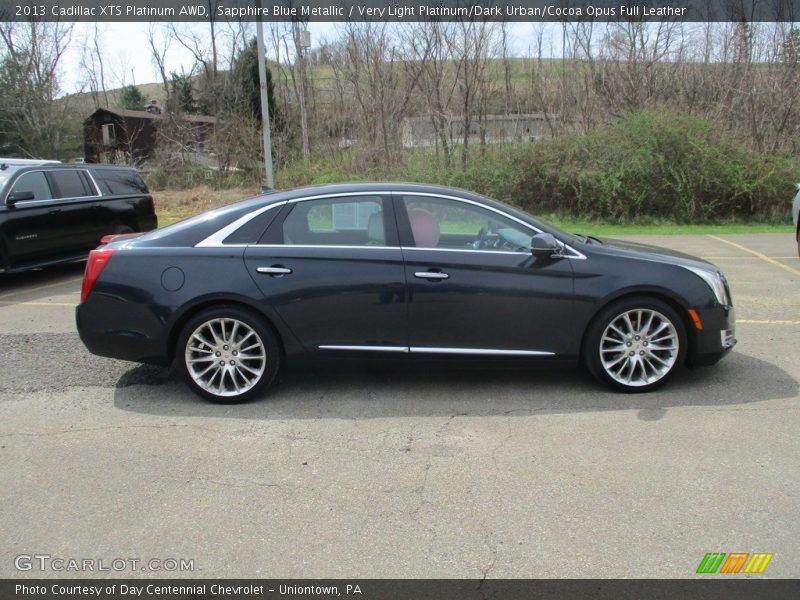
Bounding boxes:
[256,19,274,190]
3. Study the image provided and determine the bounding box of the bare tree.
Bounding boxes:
[447,21,498,167]
[0,21,74,158]
[79,24,109,110]
[404,22,458,166]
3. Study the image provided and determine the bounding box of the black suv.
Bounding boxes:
[0,162,157,273]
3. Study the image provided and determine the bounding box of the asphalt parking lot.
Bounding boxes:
[0,233,797,579]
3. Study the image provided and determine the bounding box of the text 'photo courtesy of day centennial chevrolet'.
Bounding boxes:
[76,183,736,403]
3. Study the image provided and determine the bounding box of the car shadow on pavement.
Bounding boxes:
[112,350,797,422]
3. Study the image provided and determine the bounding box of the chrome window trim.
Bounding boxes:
[251,244,400,250]
[194,189,587,260]
[84,170,103,197]
[317,344,554,356]
[285,191,388,204]
[195,202,287,247]
[402,246,530,257]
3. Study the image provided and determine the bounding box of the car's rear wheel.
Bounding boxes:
[176,306,280,403]
[584,297,687,393]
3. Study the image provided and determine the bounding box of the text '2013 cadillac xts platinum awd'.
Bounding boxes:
[76,183,736,403]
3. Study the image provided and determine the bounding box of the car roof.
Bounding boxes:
[0,162,139,173]
[260,181,494,205]
[0,158,61,166]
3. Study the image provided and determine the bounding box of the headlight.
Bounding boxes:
[682,266,730,306]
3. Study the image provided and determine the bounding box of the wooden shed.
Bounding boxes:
[83,107,216,164]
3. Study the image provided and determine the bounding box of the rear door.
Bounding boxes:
[243,194,408,352]
[45,169,102,249]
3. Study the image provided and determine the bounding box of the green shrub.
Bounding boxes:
[273,110,798,222]
[517,110,797,222]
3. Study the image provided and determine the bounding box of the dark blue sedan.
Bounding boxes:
[77,183,735,402]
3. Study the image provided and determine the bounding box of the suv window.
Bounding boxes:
[10,171,52,201]
[401,195,534,252]
[91,169,148,195]
[281,196,386,246]
[49,170,94,198]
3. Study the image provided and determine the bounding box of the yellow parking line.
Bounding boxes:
[706,235,800,277]
[738,319,800,325]
[702,256,797,260]
[0,277,83,300]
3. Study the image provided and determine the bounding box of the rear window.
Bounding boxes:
[91,169,148,195]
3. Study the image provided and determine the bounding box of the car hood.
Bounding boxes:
[590,237,718,270]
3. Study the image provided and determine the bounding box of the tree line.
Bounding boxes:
[1,20,800,180]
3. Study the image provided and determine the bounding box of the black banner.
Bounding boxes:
[1,0,800,23]
[3,579,800,600]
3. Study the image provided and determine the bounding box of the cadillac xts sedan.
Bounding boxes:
[77,183,736,402]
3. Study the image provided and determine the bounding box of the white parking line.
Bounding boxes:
[0,277,83,300]
[0,301,76,307]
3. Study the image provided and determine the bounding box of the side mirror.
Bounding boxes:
[530,232,561,257]
[6,191,35,205]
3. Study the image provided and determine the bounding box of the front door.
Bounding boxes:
[244,194,408,352]
[395,193,576,357]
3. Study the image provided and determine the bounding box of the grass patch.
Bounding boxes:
[154,189,795,235]
[542,217,795,236]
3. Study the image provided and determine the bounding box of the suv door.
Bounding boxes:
[395,193,576,357]
[45,169,102,249]
[2,170,64,267]
[243,194,408,352]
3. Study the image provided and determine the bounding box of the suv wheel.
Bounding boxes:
[176,306,280,403]
[585,297,687,393]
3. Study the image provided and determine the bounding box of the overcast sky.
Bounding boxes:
[60,21,550,95]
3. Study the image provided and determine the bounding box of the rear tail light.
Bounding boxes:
[81,247,117,303]
[147,193,156,215]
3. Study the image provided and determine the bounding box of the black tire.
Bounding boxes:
[176,305,281,403]
[584,296,687,393]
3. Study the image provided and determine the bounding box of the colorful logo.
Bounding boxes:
[696,552,773,574]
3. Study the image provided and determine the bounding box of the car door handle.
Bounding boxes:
[414,271,449,280]
[257,266,293,276]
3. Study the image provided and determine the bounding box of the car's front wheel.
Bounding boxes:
[585,297,687,393]
[176,306,280,403]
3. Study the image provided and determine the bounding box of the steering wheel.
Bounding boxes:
[473,225,490,249]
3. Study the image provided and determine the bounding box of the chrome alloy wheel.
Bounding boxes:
[599,309,679,387]
[184,318,266,397]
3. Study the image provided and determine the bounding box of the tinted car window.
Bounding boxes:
[91,169,148,195]
[10,171,52,201]
[401,195,534,252]
[281,196,385,246]
[49,170,92,198]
